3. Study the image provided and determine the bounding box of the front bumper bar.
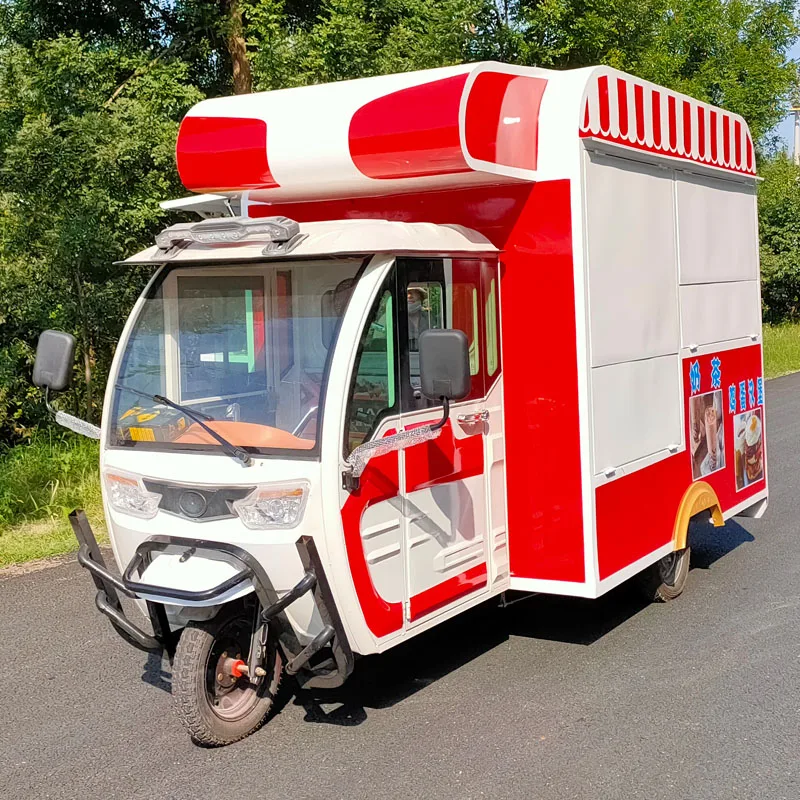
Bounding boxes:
[69,510,354,688]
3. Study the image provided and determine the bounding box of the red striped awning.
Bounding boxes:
[580,73,755,176]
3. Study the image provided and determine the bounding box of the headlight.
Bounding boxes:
[104,470,161,519]
[232,481,309,530]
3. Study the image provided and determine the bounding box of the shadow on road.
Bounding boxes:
[142,650,172,693]
[139,517,755,726]
[689,516,754,570]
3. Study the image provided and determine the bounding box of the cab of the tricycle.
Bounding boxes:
[45,216,505,743]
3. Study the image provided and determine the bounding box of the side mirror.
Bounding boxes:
[33,330,76,393]
[419,329,471,402]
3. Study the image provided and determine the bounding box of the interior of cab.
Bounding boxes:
[110,258,363,453]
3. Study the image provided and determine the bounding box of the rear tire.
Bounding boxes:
[172,606,282,746]
[636,546,691,602]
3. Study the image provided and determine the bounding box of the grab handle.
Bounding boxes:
[457,409,489,424]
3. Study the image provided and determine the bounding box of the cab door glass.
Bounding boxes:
[401,258,485,410]
[484,272,500,377]
[344,281,398,454]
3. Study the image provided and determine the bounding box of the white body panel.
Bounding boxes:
[591,355,683,475]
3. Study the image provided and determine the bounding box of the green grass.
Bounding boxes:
[764,322,800,379]
[0,434,106,568]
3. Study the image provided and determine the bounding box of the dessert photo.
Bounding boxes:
[690,390,726,480]
[734,408,764,490]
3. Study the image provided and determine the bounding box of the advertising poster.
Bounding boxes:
[689,389,725,480]
[733,408,764,491]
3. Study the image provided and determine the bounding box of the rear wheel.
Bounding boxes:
[172,606,282,746]
[636,546,691,602]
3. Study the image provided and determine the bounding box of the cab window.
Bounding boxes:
[400,258,484,410]
[177,276,268,402]
[344,281,398,454]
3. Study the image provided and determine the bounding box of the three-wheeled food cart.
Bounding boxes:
[33,61,768,745]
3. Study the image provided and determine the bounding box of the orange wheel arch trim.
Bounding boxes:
[673,481,724,551]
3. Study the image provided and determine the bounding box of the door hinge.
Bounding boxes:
[342,469,360,493]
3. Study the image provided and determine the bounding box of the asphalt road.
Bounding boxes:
[2,375,800,800]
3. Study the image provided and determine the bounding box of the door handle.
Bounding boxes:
[457,409,489,424]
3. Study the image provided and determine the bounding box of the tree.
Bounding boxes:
[757,154,800,322]
[0,0,797,443]
[244,0,798,148]
[0,34,202,438]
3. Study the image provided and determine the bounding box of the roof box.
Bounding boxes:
[176,63,549,202]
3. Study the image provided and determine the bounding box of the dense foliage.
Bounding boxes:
[0,0,798,445]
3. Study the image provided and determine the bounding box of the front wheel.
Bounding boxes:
[635,546,691,602]
[172,607,283,746]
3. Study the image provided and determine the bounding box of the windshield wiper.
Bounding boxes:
[115,384,252,467]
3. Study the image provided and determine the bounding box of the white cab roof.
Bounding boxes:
[122,219,498,265]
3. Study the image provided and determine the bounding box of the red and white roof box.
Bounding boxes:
[176,61,756,204]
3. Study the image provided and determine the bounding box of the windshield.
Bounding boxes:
[110,259,364,456]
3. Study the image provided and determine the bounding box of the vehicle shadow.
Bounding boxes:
[688,516,754,570]
[293,518,755,726]
[141,518,755,720]
[141,649,172,693]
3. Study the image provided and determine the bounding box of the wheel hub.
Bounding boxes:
[205,621,265,722]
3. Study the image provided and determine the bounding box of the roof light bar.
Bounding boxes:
[155,216,300,250]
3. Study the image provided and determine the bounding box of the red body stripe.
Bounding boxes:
[339,449,403,638]
[502,180,585,582]
[651,90,662,148]
[696,105,706,159]
[668,96,678,150]
[598,75,610,132]
[176,116,278,193]
[464,73,547,171]
[349,75,470,180]
[404,420,484,493]
[617,78,629,138]
[634,84,645,141]
[410,564,487,620]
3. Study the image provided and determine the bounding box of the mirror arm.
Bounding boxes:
[44,386,56,415]
[429,396,449,431]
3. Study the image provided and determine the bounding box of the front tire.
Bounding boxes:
[172,607,283,746]
[636,546,691,602]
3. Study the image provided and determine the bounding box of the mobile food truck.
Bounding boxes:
[32,61,768,746]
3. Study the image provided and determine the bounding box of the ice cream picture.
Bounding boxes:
[744,411,763,483]
[734,408,764,490]
[690,390,725,480]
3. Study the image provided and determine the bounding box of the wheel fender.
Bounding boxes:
[673,481,723,551]
[136,552,255,607]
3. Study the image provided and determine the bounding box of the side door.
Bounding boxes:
[339,266,407,641]
[398,258,495,625]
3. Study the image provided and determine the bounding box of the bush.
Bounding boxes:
[0,433,100,527]
[760,249,800,324]
[758,155,800,324]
